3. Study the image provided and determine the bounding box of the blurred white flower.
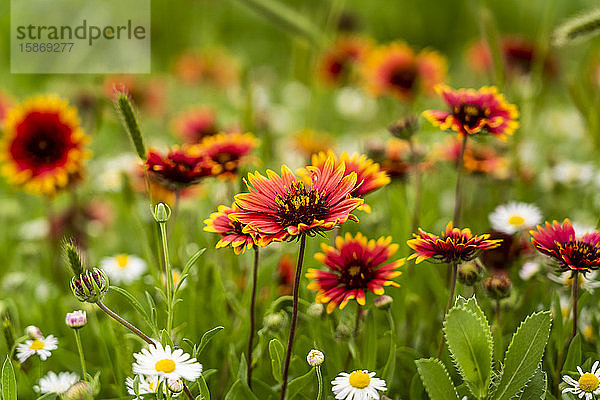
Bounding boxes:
[489,202,542,234]
[552,161,594,186]
[94,153,137,192]
[335,87,376,120]
[281,81,311,109]
[34,371,78,394]
[548,271,600,293]
[18,218,49,240]
[572,222,596,238]
[519,261,541,280]
[100,254,147,285]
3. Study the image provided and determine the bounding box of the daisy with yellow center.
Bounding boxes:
[100,254,147,285]
[125,375,165,396]
[132,342,202,382]
[16,334,58,363]
[331,369,387,400]
[562,361,600,400]
[489,202,542,235]
[0,95,90,196]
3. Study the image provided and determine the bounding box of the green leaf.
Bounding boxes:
[363,312,377,370]
[268,338,284,383]
[160,329,174,349]
[491,311,552,400]
[2,356,17,400]
[287,368,315,399]
[238,355,248,384]
[415,358,459,400]
[196,374,210,400]
[224,379,259,400]
[198,326,224,355]
[35,394,57,400]
[562,334,581,374]
[443,305,492,399]
[516,367,547,400]
[175,248,205,294]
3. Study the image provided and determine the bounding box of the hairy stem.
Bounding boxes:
[97,300,154,345]
[280,234,307,400]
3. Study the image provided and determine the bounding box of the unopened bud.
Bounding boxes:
[263,313,284,331]
[374,295,393,310]
[152,202,171,223]
[70,268,109,303]
[115,91,146,160]
[65,310,87,329]
[458,260,484,286]
[307,303,324,317]
[306,349,324,367]
[25,325,43,340]
[483,271,512,299]
[65,241,85,277]
[62,381,96,400]
[388,115,419,139]
[167,378,184,393]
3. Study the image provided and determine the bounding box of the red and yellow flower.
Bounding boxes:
[530,219,600,273]
[204,204,258,255]
[173,107,219,144]
[232,154,363,245]
[199,132,258,180]
[146,146,215,190]
[363,42,446,101]
[306,233,404,313]
[319,36,372,86]
[423,85,519,140]
[0,95,90,196]
[408,221,502,264]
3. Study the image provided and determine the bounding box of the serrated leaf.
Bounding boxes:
[415,358,459,400]
[198,326,224,355]
[562,334,581,374]
[2,356,17,400]
[269,338,284,383]
[287,368,315,399]
[491,311,552,400]
[516,367,547,400]
[443,306,492,399]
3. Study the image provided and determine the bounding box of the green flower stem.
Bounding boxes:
[316,366,323,400]
[247,246,260,389]
[280,234,307,400]
[96,300,154,345]
[158,220,174,335]
[437,261,458,358]
[571,271,579,342]
[73,329,88,381]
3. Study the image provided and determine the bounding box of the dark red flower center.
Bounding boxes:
[340,263,373,289]
[275,182,328,228]
[389,65,418,91]
[452,104,490,128]
[214,152,238,172]
[561,241,600,271]
[10,112,73,174]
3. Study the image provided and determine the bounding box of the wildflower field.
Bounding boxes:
[2,0,600,399]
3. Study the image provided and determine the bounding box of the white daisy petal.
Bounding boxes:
[489,202,542,234]
[330,369,386,400]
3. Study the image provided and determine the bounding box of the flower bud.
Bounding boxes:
[64,241,85,277]
[152,202,171,223]
[306,349,324,367]
[70,268,109,303]
[483,270,512,299]
[25,325,43,340]
[263,312,285,331]
[307,303,324,318]
[115,91,146,161]
[388,115,419,139]
[374,295,393,310]
[458,260,484,286]
[167,378,184,393]
[62,381,96,400]
[66,310,87,329]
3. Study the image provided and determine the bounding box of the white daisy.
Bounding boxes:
[34,371,79,394]
[548,271,600,293]
[489,202,542,234]
[331,370,387,400]
[562,361,600,400]
[16,334,58,363]
[100,254,147,285]
[519,261,541,280]
[125,375,170,397]
[132,342,202,381]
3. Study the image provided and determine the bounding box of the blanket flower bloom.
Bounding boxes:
[423,85,519,140]
[204,204,258,255]
[232,155,363,245]
[530,219,600,273]
[0,95,89,195]
[198,132,258,180]
[146,146,215,190]
[306,233,403,313]
[408,221,502,264]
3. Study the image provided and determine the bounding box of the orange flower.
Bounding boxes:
[1,95,90,195]
[198,132,259,180]
[204,204,258,255]
[363,42,446,101]
[146,146,215,190]
[172,107,219,144]
[319,36,372,86]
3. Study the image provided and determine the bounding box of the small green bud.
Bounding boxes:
[374,295,393,310]
[62,380,98,400]
[115,91,146,160]
[458,260,484,286]
[388,115,419,139]
[483,270,512,300]
[152,202,171,223]
[70,268,109,303]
